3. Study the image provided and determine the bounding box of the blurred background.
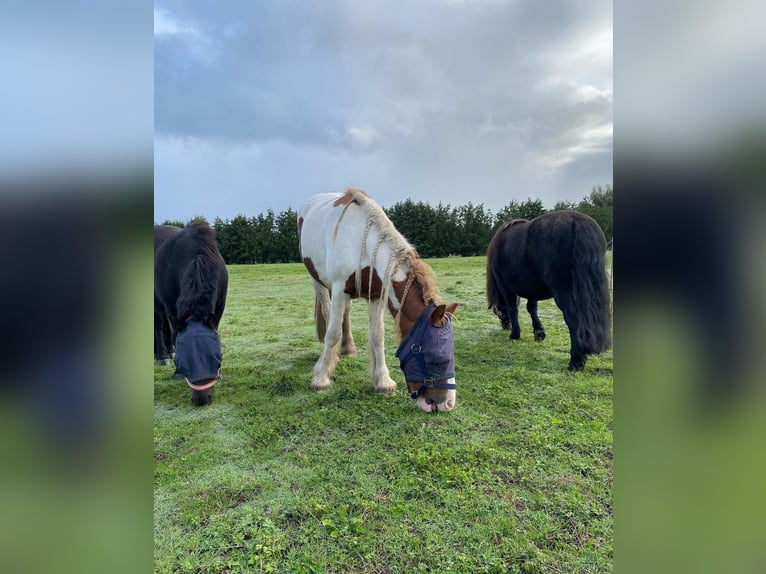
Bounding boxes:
[0,2,153,574]
[0,1,764,573]
[617,1,766,572]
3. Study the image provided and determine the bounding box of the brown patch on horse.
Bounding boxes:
[332,187,371,207]
[302,257,327,289]
[344,267,382,299]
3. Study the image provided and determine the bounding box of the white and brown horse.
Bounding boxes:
[298,188,458,412]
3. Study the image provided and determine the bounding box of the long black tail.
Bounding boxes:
[570,218,612,354]
[486,222,515,312]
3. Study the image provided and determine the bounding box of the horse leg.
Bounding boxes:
[509,294,521,340]
[311,284,348,391]
[340,299,357,356]
[315,281,355,355]
[164,315,175,358]
[554,293,587,371]
[368,298,397,392]
[313,280,331,343]
[527,299,546,342]
[154,312,172,365]
[167,315,186,379]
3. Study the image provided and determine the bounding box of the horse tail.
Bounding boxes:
[486,225,515,310]
[314,294,327,343]
[570,217,612,354]
[486,246,498,309]
[176,254,220,326]
[486,228,503,309]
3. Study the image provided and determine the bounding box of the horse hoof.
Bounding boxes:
[568,361,586,372]
[156,358,172,366]
[534,330,546,342]
[311,377,333,391]
[374,381,397,393]
[341,345,357,357]
[509,333,520,341]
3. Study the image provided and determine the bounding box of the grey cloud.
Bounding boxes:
[154,1,612,221]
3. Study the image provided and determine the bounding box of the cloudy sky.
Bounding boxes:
[154,1,612,223]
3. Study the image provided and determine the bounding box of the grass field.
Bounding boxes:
[154,255,613,573]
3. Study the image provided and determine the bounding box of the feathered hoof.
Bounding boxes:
[534,329,546,342]
[341,344,357,357]
[374,379,397,393]
[156,358,172,366]
[568,357,586,371]
[311,376,333,391]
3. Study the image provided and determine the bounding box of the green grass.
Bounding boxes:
[155,255,613,573]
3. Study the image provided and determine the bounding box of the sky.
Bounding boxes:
[154,0,612,223]
[1,2,153,178]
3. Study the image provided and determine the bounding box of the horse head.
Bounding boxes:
[173,320,222,406]
[396,303,458,413]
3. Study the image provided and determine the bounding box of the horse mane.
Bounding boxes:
[406,255,441,305]
[342,188,442,307]
[175,223,223,326]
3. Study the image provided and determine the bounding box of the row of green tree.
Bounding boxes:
[160,185,612,264]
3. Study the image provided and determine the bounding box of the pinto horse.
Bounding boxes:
[154,223,228,405]
[486,210,611,371]
[298,188,459,412]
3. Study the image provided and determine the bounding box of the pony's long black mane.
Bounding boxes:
[174,223,224,326]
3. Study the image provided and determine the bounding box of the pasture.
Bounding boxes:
[154,255,613,573]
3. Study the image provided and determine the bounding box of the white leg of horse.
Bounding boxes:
[340,299,357,356]
[311,285,348,391]
[368,298,397,392]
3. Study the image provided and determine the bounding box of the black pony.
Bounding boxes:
[154,223,228,405]
[486,210,611,371]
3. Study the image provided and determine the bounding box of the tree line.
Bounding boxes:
[159,185,612,264]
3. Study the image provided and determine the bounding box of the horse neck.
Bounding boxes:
[390,272,428,339]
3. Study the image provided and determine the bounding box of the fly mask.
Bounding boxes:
[395,304,456,401]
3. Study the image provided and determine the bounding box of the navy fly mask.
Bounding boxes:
[173,320,222,391]
[395,304,456,400]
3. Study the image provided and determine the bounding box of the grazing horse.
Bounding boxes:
[486,210,611,371]
[298,188,459,412]
[154,223,228,405]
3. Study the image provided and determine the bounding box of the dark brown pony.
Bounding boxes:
[486,210,611,371]
[154,223,228,405]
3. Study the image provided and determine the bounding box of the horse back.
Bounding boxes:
[490,220,552,300]
[299,192,397,288]
[154,224,182,257]
[526,211,606,280]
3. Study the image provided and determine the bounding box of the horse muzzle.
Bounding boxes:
[412,384,457,413]
[186,369,221,406]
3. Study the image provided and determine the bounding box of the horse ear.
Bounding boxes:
[430,304,447,326]
[446,303,458,317]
